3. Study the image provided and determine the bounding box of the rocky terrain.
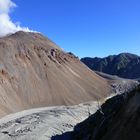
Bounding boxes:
[0,31,111,117]
[55,85,140,140]
[0,74,138,140]
[81,53,140,79]
[0,102,98,140]
[95,71,139,94]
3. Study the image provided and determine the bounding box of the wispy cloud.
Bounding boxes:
[0,0,33,37]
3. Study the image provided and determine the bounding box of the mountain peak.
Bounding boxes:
[6,31,44,40]
[0,31,111,117]
[0,31,61,51]
[118,52,139,58]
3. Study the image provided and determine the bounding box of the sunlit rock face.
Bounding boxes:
[0,31,111,117]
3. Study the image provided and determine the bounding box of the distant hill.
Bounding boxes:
[81,53,140,79]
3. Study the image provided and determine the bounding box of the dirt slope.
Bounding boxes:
[0,31,111,117]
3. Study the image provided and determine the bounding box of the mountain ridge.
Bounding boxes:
[81,53,140,79]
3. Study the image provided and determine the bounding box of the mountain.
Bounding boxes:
[0,31,111,117]
[81,53,140,79]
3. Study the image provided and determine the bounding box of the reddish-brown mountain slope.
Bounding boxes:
[0,31,111,117]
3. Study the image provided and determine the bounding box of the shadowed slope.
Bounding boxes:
[69,86,140,140]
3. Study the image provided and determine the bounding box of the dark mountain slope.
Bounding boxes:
[81,53,140,79]
[70,85,140,140]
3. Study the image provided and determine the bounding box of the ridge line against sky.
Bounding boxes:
[0,0,140,58]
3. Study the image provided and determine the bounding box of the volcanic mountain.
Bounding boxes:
[0,31,111,117]
[81,53,140,79]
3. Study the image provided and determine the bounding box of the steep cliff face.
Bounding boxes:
[0,31,111,117]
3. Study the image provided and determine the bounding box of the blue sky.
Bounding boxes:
[11,0,140,58]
